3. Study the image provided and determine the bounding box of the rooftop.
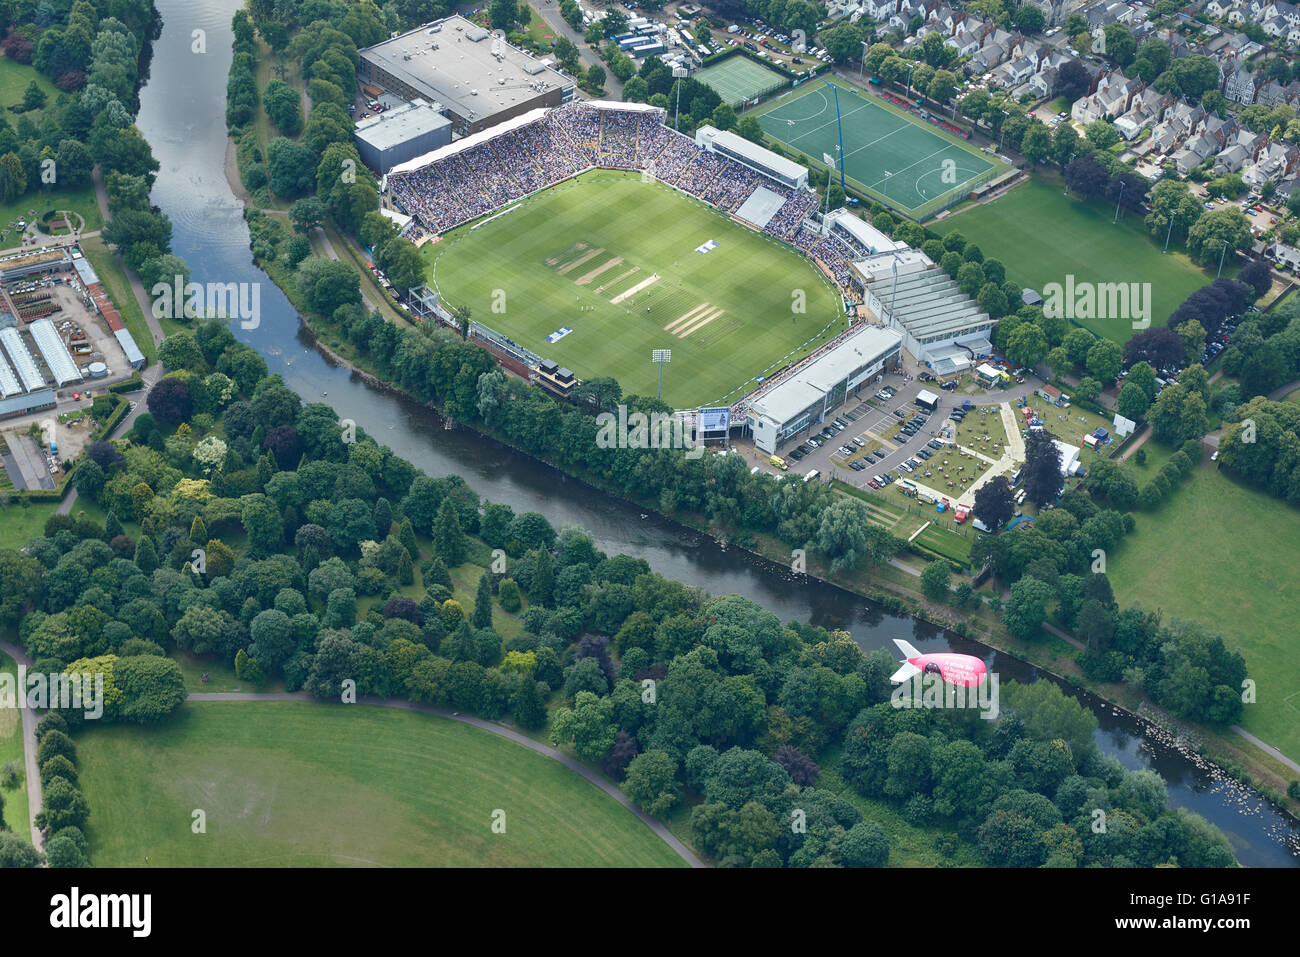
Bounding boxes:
[355,99,452,151]
[359,16,571,122]
[748,325,901,425]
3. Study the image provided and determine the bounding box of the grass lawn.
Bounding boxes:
[0,651,29,841]
[0,499,60,550]
[1107,462,1300,761]
[426,171,846,408]
[76,701,686,867]
[1126,436,1176,482]
[935,173,1216,343]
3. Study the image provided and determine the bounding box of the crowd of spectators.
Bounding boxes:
[387,102,863,294]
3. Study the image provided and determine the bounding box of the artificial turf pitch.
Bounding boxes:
[426,171,846,408]
[752,78,1001,217]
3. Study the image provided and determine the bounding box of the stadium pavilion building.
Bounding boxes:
[358,16,575,138]
[746,324,902,454]
[693,125,808,190]
[855,251,994,377]
[354,99,452,173]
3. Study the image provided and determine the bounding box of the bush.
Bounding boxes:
[0,759,22,790]
[498,577,522,612]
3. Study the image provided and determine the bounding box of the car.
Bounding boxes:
[899,462,913,473]
[852,437,866,448]
[851,461,867,471]
[894,409,906,417]
[806,437,821,448]
[789,449,804,461]
[868,480,881,489]
[1204,201,1215,210]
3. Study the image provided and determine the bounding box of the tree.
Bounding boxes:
[22,79,46,111]
[1086,338,1123,384]
[586,64,606,91]
[266,137,317,197]
[920,560,952,601]
[489,0,519,30]
[377,237,424,291]
[1003,576,1055,638]
[1006,322,1049,370]
[0,150,29,203]
[550,691,617,762]
[296,257,361,316]
[1117,381,1151,419]
[472,572,493,629]
[974,475,1015,531]
[433,499,467,567]
[262,78,303,135]
[1187,207,1252,268]
[1022,430,1064,506]
[289,196,327,234]
[623,749,681,816]
[1064,153,1109,198]
[1013,5,1045,33]
[840,820,890,867]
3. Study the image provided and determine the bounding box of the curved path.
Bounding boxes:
[187,691,704,867]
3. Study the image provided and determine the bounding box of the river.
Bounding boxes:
[135,0,1298,865]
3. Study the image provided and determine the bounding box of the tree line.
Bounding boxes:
[0,317,1237,867]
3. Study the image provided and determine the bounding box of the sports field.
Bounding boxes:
[696,55,788,107]
[934,175,1215,343]
[76,702,687,867]
[751,77,1005,217]
[427,172,845,408]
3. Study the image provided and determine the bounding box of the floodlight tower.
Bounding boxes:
[672,65,689,132]
[815,75,846,197]
[652,349,671,399]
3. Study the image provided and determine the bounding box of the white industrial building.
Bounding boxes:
[746,324,902,453]
[354,99,453,174]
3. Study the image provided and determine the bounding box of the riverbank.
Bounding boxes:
[226,200,1300,824]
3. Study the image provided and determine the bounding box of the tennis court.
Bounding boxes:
[696,55,789,108]
[752,78,1006,217]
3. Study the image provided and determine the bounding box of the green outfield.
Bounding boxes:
[76,702,686,867]
[696,55,788,107]
[751,77,1004,217]
[934,175,1216,343]
[426,172,846,408]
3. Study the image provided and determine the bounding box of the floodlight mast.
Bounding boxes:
[652,349,671,398]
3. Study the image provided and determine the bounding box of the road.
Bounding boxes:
[92,163,166,348]
[187,691,704,867]
[524,1,624,99]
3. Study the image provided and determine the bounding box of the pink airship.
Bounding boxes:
[890,639,987,688]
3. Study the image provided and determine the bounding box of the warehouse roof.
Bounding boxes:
[359,16,570,122]
[355,99,451,151]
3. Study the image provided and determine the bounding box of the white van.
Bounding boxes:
[803,469,821,482]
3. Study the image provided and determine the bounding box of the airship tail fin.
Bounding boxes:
[890,661,922,684]
[893,638,922,661]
